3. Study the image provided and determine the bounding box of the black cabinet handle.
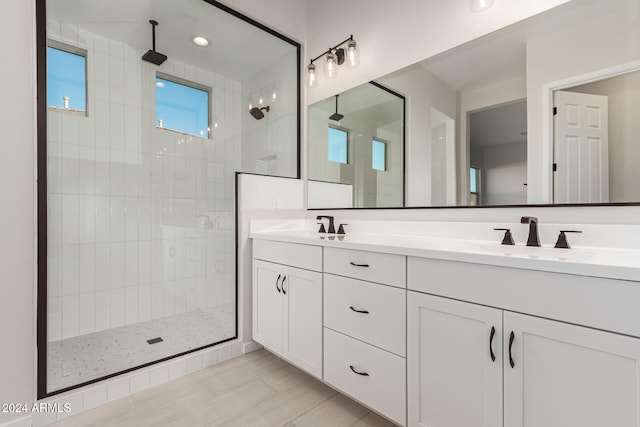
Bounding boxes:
[509,331,515,368]
[489,326,496,362]
[281,276,287,295]
[349,306,370,314]
[349,262,370,267]
[275,274,281,293]
[349,365,370,376]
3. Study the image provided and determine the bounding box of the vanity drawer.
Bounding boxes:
[324,274,406,356]
[253,239,322,271]
[324,247,406,288]
[324,328,406,426]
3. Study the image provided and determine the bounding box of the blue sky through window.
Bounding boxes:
[470,167,479,193]
[47,46,86,110]
[372,139,386,171]
[156,77,209,138]
[328,127,348,164]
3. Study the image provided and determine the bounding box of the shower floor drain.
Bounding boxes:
[146,337,164,345]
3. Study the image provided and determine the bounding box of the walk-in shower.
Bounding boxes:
[38,0,299,396]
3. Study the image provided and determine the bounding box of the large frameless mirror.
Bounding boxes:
[39,0,299,396]
[308,0,640,208]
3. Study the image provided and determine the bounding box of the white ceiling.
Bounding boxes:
[418,0,626,93]
[47,0,295,79]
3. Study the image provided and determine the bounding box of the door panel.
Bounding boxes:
[252,260,283,353]
[504,312,640,427]
[407,292,503,427]
[554,90,609,203]
[282,266,322,378]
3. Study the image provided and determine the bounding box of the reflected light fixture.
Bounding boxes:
[192,36,209,46]
[306,35,359,87]
[470,0,494,12]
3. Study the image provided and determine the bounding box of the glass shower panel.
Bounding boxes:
[43,0,298,395]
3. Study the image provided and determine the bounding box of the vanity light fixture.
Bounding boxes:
[470,0,494,12]
[192,36,209,46]
[306,35,359,87]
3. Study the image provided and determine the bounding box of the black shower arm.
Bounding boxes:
[309,35,354,65]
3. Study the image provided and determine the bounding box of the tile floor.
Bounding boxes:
[48,305,235,392]
[49,349,397,427]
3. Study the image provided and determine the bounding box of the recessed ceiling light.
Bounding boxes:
[192,36,209,46]
[470,0,494,12]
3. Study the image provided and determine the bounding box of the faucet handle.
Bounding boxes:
[554,230,582,249]
[337,224,348,235]
[317,222,326,233]
[494,228,515,245]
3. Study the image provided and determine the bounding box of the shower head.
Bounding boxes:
[142,20,167,66]
[329,95,344,121]
[250,106,270,120]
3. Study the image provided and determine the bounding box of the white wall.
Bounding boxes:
[306,0,569,105]
[0,0,36,424]
[526,0,640,203]
[379,65,457,206]
[481,142,528,205]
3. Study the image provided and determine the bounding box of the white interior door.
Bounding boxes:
[553,90,609,203]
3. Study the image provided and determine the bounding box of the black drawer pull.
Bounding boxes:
[349,262,370,267]
[281,276,287,295]
[489,326,496,362]
[349,306,369,314]
[275,274,281,293]
[349,365,370,376]
[509,331,515,368]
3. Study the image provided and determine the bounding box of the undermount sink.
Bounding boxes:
[478,244,596,263]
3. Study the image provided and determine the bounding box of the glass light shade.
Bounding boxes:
[469,0,494,12]
[346,39,359,68]
[307,63,318,87]
[324,51,338,79]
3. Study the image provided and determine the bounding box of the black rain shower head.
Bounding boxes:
[250,106,270,120]
[142,20,167,66]
[329,94,344,121]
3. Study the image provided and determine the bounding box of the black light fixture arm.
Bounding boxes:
[309,34,354,65]
[149,20,158,51]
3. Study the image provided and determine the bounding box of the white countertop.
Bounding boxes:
[250,229,640,282]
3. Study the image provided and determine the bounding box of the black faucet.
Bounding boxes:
[316,215,335,234]
[520,216,540,247]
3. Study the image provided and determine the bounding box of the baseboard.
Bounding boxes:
[243,341,262,354]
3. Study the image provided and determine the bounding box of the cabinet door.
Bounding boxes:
[252,260,283,354]
[504,312,640,427]
[282,265,323,378]
[407,292,503,427]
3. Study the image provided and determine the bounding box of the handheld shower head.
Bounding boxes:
[250,106,270,120]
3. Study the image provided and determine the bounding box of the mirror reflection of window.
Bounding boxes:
[470,166,480,205]
[47,41,87,113]
[372,139,387,171]
[328,127,348,164]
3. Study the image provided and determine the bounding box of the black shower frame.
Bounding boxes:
[36,0,301,399]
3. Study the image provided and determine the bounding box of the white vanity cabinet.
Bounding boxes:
[408,257,640,427]
[252,240,323,378]
[323,247,407,426]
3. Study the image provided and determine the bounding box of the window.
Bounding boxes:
[470,167,480,205]
[156,75,210,137]
[372,139,386,171]
[328,127,348,164]
[47,42,87,112]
